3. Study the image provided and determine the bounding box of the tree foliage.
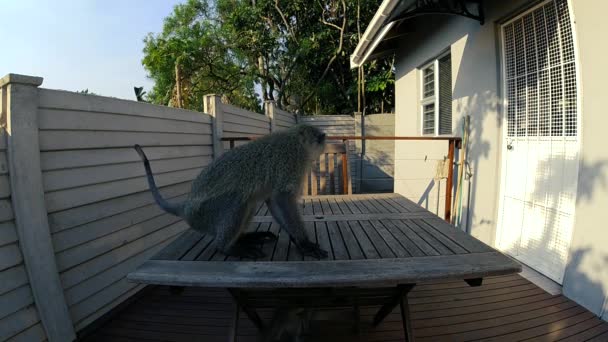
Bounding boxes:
[142,0,395,115]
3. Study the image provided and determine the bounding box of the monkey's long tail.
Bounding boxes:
[133,144,183,217]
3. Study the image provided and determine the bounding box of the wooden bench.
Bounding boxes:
[303,142,352,196]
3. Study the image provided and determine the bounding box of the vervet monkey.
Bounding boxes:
[134,124,328,259]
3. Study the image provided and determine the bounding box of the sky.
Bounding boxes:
[0,1,184,100]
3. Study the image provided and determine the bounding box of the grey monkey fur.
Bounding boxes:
[134,124,328,259]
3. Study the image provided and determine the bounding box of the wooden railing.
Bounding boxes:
[221,136,462,222]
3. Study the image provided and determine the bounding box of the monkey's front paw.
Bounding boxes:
[297,241,329,259]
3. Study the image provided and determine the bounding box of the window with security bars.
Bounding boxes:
[503,0,577,138]
[420,53,452,135]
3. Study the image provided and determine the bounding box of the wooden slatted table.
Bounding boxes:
[128,193,521,341]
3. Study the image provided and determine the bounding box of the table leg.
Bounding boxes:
[372,284,414,327]
[169,286,184,295]
[400,291,414,342]
[229,300,239,342]
[228,289,265,331]
[352,294,360,334]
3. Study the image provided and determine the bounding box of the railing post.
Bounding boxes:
[265,100,276,133]
[1,74,76,341]
[444,139,456,222]
[204,94,223,159]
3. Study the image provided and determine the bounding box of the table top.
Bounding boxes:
[127,193,521,288]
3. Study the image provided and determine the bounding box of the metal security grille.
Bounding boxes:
[503,0,577,138]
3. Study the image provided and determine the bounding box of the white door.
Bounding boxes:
[496,0,580,284]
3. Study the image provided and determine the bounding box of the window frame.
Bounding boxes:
[419,51,451,136]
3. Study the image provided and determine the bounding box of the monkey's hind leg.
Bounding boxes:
[214,200,266,259]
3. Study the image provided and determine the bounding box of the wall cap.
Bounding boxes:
[0,74,43,88]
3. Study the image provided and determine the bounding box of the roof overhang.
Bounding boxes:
[350,0,485,69]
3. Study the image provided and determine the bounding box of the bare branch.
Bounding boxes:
[275,0,297,40]
[318,0,343,31]
[301,0,347,110]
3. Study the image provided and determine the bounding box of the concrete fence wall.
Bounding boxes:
[359,114,395,193]
[298,113,396,194]
[0,78,47,342]
[297,115,359,193]
[0,74,296,341]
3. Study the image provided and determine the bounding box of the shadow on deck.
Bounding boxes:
[82,274,608,342]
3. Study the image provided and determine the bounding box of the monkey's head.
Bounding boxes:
[295,124,326,158]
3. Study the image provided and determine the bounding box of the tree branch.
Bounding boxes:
[275,0,297,41]
[301,0,347,110]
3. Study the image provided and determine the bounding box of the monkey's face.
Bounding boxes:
[297,125,326,158]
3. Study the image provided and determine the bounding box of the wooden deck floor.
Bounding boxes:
[83,274,608,342]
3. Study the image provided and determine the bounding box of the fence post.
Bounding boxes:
[204,94,223,159]
[1,74,76,342]
[265,100,276,133]
[354,112,364,193]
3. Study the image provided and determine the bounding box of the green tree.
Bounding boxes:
[142,0,394,115]
[78,89,98,95]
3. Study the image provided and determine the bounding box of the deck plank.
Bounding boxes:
[353,194,381,213]
[336,221,365,260]
[303,198,313,215]
[181,234,214,261]
[152,229,203,261]
[320,197,333,215]
[303,221,317,261]
[315,222,334,261]
[392,220,440,256]
[381,220,425,257]
[413,219,468,254]
[369,220,411,258]
[348,221,381,259]
[84,274,608,342]
[531,315,606,341]
[334,197,352,215]
[358,220,395,258]
[421,217,493,253]
[342,196,363,214]
[312,197,323,215]
[558,320,608,342]
[370,195,401,213]
[327,197,343,214]
[327,221,350,260]
[403,220,453,255]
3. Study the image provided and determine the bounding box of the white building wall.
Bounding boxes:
[394,0,608,319]
[563,0,608,320]
[394,0,531,243]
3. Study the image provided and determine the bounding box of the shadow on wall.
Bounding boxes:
[446,11,608,318]
[358,117,395,193]
[449,25,502,239]
[503,154,608,316]
[418,179,441,214]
